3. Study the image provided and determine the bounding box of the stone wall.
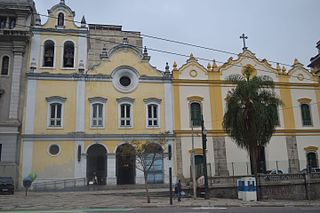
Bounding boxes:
[190,173,320,200]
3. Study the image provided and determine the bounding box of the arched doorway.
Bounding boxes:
[116,144,136,184]
[145,143,164,184]
[86,144,107,185]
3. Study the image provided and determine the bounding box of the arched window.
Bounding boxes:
[63,41,74,68]
[43,40,54,67]
[190,102,201,127]
[57,13,64,27]
[1,56,9,75]
[301,104,312,126]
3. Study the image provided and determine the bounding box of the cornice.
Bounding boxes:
[22,133,175,141]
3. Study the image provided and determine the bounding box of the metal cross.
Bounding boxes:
[240,33,248,50]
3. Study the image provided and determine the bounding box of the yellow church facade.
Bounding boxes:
[173,50,320,180]
[19,1,320,186]
[21,1,174,185]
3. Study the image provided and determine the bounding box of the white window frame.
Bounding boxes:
[300,103,313,127]
[89,97,106,129]
[47,144,61,156]
[144,98,161,129]
[117,97,134,128]
[46,96,66,129]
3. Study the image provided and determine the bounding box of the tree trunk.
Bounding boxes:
[249,143,261,201]
[144,173,151,203]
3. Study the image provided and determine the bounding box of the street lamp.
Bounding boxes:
[201,115,209,199]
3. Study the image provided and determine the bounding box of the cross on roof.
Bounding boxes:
[240,33,248,50]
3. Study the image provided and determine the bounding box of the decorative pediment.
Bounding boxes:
[219,49,277,75]
[287,59,316,83]
[175,54,209,79]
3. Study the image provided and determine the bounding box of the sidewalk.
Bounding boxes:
[0,190,319,210]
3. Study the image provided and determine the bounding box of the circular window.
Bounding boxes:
[112,67,139,93]
[120,76,131,87]
[49,144,60,156]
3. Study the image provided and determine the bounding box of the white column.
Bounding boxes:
[9,51,23,119]
[107,154,116,185]
[78,33,88,69]
[30,33,40,70]
[136,158,144,184]
[164,82,173,132]
[74,141,86,178]
[25,80,36,134]
[76,80,85,132]
[22,140,33,181]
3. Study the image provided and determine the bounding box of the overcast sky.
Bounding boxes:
[34,0,320,71]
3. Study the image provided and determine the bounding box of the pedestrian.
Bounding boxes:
[177,179,182,202]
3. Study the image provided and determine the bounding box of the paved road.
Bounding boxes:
[2,207,320,213]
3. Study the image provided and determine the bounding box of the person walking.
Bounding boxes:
[176,179,182,202]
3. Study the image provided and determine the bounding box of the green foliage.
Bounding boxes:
[223,69,282,174]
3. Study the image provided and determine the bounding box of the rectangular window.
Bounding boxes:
[0,17,6,29]
[49,103,62,127]
[301,104,312,126]
[190,102,201,127]
[147,104,159,127]
[0,144,2,161]
[120,104,131,127]
[92,103,103,127]
[8,17,16,29]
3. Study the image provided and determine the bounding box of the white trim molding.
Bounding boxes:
[46,96,66,129]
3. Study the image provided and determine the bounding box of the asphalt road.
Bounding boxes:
[2,207,320,213]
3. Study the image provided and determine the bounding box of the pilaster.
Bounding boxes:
[286,136,300,173]
[212,136,229,176]
[76,80,85,132]
[175,137,184,180]
[107,153,116,185]
[9,44,25,120]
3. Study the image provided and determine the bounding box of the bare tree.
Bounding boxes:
[122,139,166,203]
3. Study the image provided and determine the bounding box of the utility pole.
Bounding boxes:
[191,122,197,199]
[168,143,173,205]
[201,115,209,199]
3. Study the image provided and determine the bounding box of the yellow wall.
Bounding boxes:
[278,75,296,129]
[208,72,224,130]
[33,80,77,134]
[32,141,75,178]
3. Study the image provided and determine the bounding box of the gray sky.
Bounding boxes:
[34,0,320,71]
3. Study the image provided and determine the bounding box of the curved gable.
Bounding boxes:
[220,50,277,81]
[42,1,79,30]
[288,59,316,83]
[177,54,208,80]
[90,44,162,77]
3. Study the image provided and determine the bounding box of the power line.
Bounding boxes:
[37,13,294,68]
[9,14,319,83]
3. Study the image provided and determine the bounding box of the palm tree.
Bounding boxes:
[223,68,281,176]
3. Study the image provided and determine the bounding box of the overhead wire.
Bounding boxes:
[7,10,320,128]
[18,13,318,84]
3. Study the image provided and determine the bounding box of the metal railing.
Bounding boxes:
[32,178,87,192]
